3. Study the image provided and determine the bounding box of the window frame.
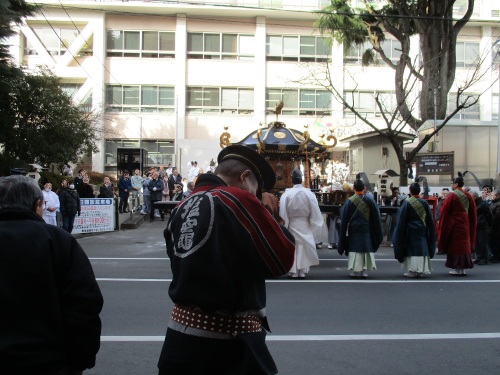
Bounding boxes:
[266,35,330,63]
[187,33,255,60]
[187,87,255,115]
[266,88,332,116]
[447,93,480,120]
[106,30,175,58]
[343,90,397,118]
[105,85,175,113]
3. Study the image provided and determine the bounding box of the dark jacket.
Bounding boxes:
[77,183,95,198]
[338,193,384,255]
[167,174,183,192]
[148,178,164,201]
[392,196,436,262]
[490,198,500,233]
[475,197,493,232]
[0,208,103,373]
[118,177,132,199]
[98,183,114,198]
[58,187,81,216]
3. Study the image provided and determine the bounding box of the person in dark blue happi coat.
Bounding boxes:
[392,182,436,278]
[338,177,383,278]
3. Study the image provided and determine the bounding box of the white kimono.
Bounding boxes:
[279,184,324,273]
[42,190,60,226]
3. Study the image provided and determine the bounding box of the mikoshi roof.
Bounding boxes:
[233,121,329,159]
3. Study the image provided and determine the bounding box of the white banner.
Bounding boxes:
[73,198,115,234]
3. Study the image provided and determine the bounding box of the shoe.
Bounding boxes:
[449,269,466,276]
[473,259,479,264]
[123,210,129,213]
[288,272,298,279]
[140,211,146,215]
[327,244,333,249]
[404,271,417,278]
[349,271,360,278]
[298,270,306,278]
[417,273,425,278]
[316,243,322,249]
[161,215,165,221]
[361,271,368,278]
[119,210,123,214]
[154,213,161,218]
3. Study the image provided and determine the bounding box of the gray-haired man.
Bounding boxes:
[0,175,103,375]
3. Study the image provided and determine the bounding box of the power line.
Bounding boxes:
[24,1,500,116]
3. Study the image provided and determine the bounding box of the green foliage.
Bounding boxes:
[0,67,102,174]
[316,0,368,46]
[38,171,68,190]
[0,1,101,175]
[39,170,117,190]
[86,170,117,186]
[0,0,35,64]
[361,49,376,65]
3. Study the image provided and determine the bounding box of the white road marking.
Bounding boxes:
[89,258,446,262]
[101,333,500,342]
[90,258,167,260]
[96,278,500,283]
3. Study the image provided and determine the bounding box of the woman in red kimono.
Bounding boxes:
[438,172,477,276]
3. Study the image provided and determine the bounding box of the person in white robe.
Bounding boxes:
[279,169,324,278]
[42,182,60,226]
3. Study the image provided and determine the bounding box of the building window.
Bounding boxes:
[448,93,480,120]
[344,42,371,65]
[106,30,175,58]
[104,139,175,172]
[25,27,93,56]
[343,91,397,118]
[266,88,331,116]
[187,87,254,114]
[105,85,175,113]
[344,39,400,65]
[380,38,401,62]
[266,35,330,62]
[455,41,480,68]
[187,33,254,60]
[60,83,93,112]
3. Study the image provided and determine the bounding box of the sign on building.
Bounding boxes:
[73,198,115,234]
[416,152,454,178]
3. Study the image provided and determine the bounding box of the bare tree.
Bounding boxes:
[297,50,494,185]
[309,0,495,185]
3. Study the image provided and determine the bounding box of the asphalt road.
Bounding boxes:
[79,219,500,375]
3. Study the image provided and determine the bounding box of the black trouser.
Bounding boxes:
[158,328,277,375]
[490,233,500,261]
[475,230,490,262]
[150,197,164,221]
[119,195,129,212]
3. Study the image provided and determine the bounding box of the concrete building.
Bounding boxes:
[9,0,500,186]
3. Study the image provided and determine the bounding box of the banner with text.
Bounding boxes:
[73,198,115,234]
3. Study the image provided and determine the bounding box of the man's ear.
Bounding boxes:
[33,198,43,216]
[240,170,252,182]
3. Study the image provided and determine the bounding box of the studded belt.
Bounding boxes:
[169,304,263,339]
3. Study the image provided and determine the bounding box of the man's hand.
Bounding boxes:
[261,192,284,225]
